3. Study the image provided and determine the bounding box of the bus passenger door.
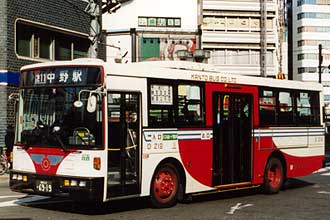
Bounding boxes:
[107,92,140,197]
[212,93,252,186]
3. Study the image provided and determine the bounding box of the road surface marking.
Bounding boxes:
[0,195,27,199]
[314,167,330,173]
[317,191,330,195]
[0,195,49,208]
[227,203,253,215]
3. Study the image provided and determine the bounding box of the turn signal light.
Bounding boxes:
[93,157,101,170]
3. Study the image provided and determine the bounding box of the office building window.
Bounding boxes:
[16,23,32,57]
[16,21,90,61]
[55,36,72,60]
[298,12,330,20]
[298,67,317,74]
[209,49,272,65]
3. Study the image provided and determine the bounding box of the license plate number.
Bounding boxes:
[36,180,52,193]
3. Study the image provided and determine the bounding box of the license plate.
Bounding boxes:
[36,180,52,193]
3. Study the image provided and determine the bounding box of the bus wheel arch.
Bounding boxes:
[263,151,286,194]
[150,158,186,208]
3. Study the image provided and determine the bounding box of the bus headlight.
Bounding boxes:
[63,179,87,188]
[79,181,87,187]
[70,180,78,187]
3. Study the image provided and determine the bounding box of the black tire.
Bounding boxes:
[150,164,179,208]
[264,157,284,194]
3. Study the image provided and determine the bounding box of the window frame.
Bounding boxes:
[147,79,205,128]
[15,20,90,62]
[258,87,320,127]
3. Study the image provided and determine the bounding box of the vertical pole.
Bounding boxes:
[88,0,102,58]
[287,0,293,80]
[130,28,136,62]
[260,0,267,77]
[319,44,323,84]
[197,0,203,49]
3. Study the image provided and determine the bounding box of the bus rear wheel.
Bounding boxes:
[264,157,284,194]
[150,164,179,208]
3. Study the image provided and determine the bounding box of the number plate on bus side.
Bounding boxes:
[35,180,52,193]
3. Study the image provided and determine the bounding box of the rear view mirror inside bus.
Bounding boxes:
[87,95,97,113]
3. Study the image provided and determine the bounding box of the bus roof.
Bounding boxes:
[20,58,323,92]
[105,61,323,92]
[20,58,105,71]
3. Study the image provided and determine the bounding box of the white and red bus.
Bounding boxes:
[10,58,325,207]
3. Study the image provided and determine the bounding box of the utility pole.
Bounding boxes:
[85,0,102,58]
[260,0,267,77]
[84,0,129,58]
[277,0,284,75]
[319,44,323,84]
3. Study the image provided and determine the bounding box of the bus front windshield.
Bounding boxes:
[17,86,103,149]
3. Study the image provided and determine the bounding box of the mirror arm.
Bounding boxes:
[73,86,106,109]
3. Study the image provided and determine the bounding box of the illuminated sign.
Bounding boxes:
[21,67,102,87]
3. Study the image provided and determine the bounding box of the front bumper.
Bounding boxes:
[9,171,104,202]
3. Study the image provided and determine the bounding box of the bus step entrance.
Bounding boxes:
[107,171,137,185]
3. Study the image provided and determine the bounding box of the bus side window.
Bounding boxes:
[296,92,312,125]
[259,89,276,126]
[278,91,294,125]
[149,84,174,127]
[311,92,321,125]
[177,85,203,125]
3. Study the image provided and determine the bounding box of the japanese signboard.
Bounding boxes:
[150,84,173,105]
[21,67,102,87]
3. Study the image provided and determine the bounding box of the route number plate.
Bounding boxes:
[36,180,52,193]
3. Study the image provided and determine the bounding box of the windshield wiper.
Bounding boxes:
[53,132,68,152]
[51,125,68,152]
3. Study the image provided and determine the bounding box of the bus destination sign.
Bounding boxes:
[21,67,102,87]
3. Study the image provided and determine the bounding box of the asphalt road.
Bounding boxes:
[0,168,330,220]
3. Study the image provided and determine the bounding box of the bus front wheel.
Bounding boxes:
[264,157,284,194]
[150,164,179,208]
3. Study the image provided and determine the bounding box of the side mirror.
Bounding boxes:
[74,100,83,108]
[87,95,97,113]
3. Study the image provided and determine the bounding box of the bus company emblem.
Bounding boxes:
[41,157,51,171]
[30,154,64,172]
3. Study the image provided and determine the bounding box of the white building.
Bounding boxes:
[201,0,284,77]
[293,0,330,103]
[103,0,285,78]
[102,0,199,64]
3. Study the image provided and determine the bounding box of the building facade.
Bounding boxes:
[104,0,285,78]
[103,0,200,63]
[293,0,330,104]
[201,0,285,77]
[0,0,91,146]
